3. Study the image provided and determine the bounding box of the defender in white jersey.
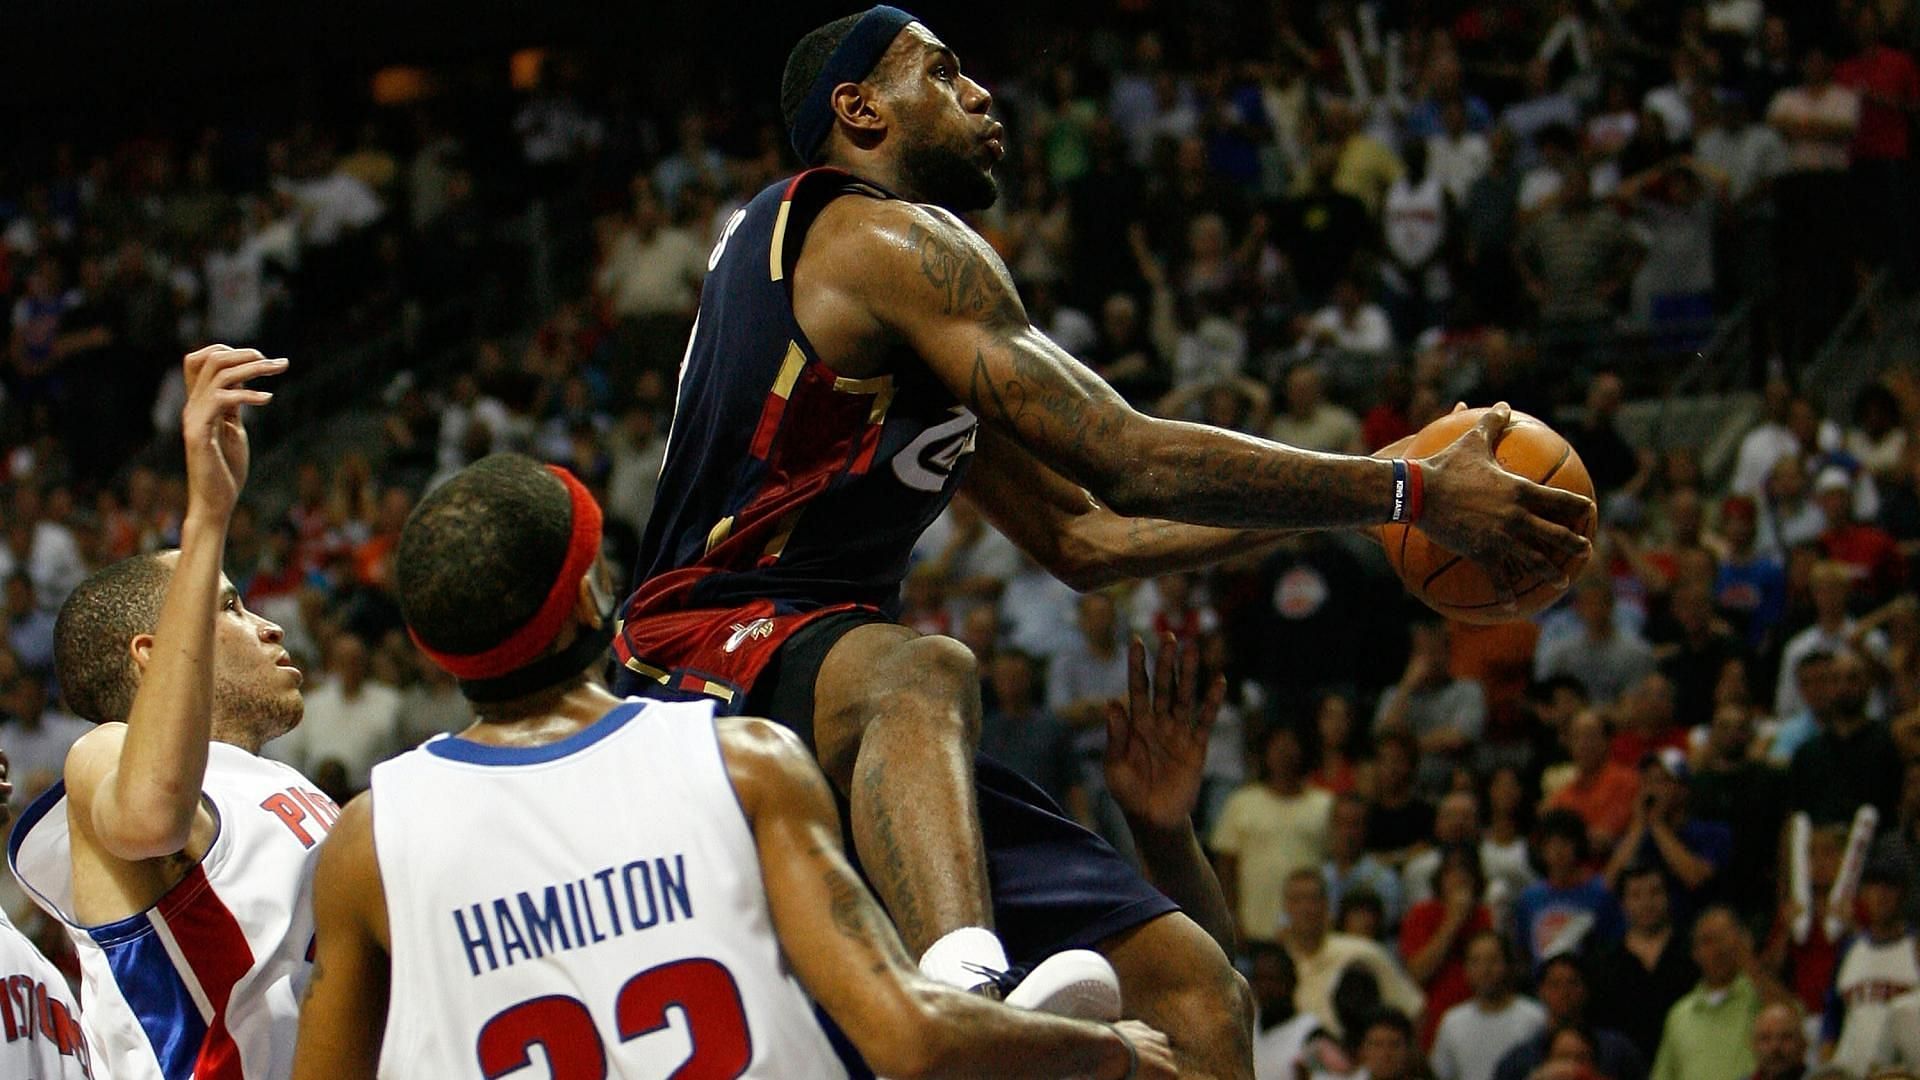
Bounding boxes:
[9,345,316,1080]
[292,453,1179,1079]
[0,749,96,1079]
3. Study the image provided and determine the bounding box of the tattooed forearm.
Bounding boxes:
[907,221,1025,326]
[816,846,899,975]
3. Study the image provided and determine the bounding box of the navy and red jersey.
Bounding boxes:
[614,170,979,705]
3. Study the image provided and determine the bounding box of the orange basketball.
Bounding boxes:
[1382,407,1597,624]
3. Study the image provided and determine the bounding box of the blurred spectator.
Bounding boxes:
[1648,908,1764,1080]
[1600,750,1729,917]
[4,574,54,685]
[1354,1008,1424,1080]
[1644,50,1705,143]
[1431,930,1547,1080]
[1653,579,1745,727]
[1213,722,1334,943]
[1822,859,1917,1073]
[1714,496,1788,651]
[1325,792,1406,931]
[1271,144,1372,303]
[1491,953,1648,1080]
[1690,705,1788,923]
[0,673,88,806]
[1278,868,1425,1039]
[1380,141,1452,340]
[1401,843,1496,1048]
[1366,729,1437,868]
[1377,620,1486,795]
[1816,466,1906,605]
[1320,98,1404,216]
[978,648,1089,828]
[1268,363,1364,453]
[1536,576,1657,707]
[1747,1001,1810,1080]
[1567,372,1652,499]
[595,176,704,321]
[1294,278,1396,365]
[1514,808,1624,970]
[1609,674,1689,769]
[1515,163,1645,367]
[1767,45,1860,362]
[998,552,1081,659]
[1462,129,1526,323]
[1430,100,1492,205]
[1787,647,1904,825]
[1732,381,1806,499]
[394,656,469,748]
[1407,792,1485,905]
[1308,691,1369,796]
[263,631,399,801]
[1250,941,1326,1079]
[924,497,1020,626]
[651,114,729,215]
[1503,62,1583,152]
[1590,865,1701,1061]
[1835,6,1920,277]
[1481,766,1541,917]
[1775,562,1888,720]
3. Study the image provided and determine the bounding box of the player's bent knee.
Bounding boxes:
[877,635,981,734]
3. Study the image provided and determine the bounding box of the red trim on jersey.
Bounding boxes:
[158,865,256,1080]
[411,466,605,680]
[748,392,790,461]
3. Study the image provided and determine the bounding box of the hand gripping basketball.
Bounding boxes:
[1388,404,1596,622]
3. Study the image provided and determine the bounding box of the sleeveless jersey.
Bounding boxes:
[370,698,847,1078]
[623,169,978,627]
[8,740,338,1080]
[0,905,96,1078]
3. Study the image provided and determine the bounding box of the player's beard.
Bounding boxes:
[213,664,305,747]
[897,129,998,213]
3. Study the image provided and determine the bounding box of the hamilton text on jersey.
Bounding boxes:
[452,853,695,977]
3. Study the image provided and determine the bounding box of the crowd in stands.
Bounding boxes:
[7,0,1920,1076]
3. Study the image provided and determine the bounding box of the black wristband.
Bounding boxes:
[1106,1023,1139,1080]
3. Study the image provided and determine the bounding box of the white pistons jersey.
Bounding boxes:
[8,740,338,1080]
[369,698,848,1079]
[0,904,96,1077]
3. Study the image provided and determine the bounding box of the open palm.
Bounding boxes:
[1103,633,1225,834]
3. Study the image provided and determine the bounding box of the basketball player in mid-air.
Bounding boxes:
[290,452,1181,1078]
[10,344,332,1079]
[611,6,1593,1076]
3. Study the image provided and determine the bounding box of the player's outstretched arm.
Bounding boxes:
[838,201,1590,605]
[66,345,286,860]
[1103,634,1238,958]
[291,794,387,1080]
[720,717,1176,1080]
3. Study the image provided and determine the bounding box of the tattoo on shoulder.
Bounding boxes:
[906,221,1024,326]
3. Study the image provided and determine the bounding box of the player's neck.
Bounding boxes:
[463,677,625,744]
[824,154,912,201]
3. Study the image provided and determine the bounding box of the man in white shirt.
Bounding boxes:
[1277,869,1424,1038]
[594,178,706,321]
[1774,561,1888,720]
[1429,99,1492,204]
[1432,930,1548,1080]
[265,631,400,795]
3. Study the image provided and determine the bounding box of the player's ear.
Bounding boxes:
[575,559,613,631]
[129,633,156,673]
[832,80,887,141]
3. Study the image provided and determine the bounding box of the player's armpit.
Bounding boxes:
[718,716,1148,1080]
[290,794,388,1080]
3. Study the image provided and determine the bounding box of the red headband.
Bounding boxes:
[411,465,605,680]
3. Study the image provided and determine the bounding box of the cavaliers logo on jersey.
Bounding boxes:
[892,406,978,493]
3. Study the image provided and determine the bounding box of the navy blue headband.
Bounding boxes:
[789,5,919,162]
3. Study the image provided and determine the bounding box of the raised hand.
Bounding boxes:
[1416,402,1593,609]
[178,345,286,520]
[1104,633,1226,835]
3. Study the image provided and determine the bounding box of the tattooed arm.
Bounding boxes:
[966,424,1293,591]
[822,200,1591,603]
[291,794,388,1080]
[721,717,1176,1080]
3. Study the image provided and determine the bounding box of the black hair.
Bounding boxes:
[1245,940,1297,981]
[1358,1006,1414,1045]
[395,454,574,657]
[1619,861,1670,893]
[1532,674,1590,704]
[54,552,173,724]
[1536,807,1593,865]
[781,12,870,161]
[1536,950,1589,986]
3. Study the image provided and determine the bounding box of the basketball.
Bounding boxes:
[1382,407,1597,624]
